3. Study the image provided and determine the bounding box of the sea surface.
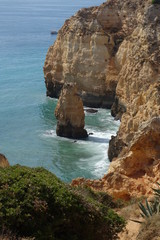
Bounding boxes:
[0,0,119,182]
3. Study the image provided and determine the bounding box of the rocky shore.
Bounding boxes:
[44,0,160,200]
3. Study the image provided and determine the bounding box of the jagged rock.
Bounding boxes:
[111,97,126,120]
[45,0,160,199]
[55,83,88,139]
[113,3,160,154]
[0,154,9,167]
[72,117,160,200]
[71,0,160,199]
[43,2,124,108]
[108,136,126,161]
[105,117,160,199]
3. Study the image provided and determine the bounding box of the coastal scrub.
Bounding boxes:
[0,165,125,240]
[152,0,160,4]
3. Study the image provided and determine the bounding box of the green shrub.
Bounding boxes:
[137,214,160,240]
[152,0,160,4]
[0,165,125,240]
[132,182,160,224]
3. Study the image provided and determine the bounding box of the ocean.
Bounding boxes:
[0,0,119,182]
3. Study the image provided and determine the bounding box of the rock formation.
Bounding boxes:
[109,2,160,161]
[55,83,88,139]
[105,0,160,198]
[72,117,160,200]
[45,0,160,199]
[0,153,9,167]
[44,3,123,108]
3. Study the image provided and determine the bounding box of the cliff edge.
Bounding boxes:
[44,0,160,199]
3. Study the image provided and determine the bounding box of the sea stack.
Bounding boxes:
[55,83,88,139]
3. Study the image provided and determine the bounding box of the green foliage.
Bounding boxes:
[138,199,160,220]
[73,185,117,209]
[0,165,125,240]
[152,0,160,4]
[152,182,160,197]
[132,182,160,224]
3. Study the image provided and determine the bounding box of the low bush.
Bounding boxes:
[137,214,160,240]
[152,0,160,4]
[0,165,125,240]
[133,182,160,239]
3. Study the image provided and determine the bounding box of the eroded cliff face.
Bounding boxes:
[44,0,150,108]
[104,2,160,198]
[44,1,126,107]
[72,117,160,200]
[45,0,160,199]
[113,3,160,148]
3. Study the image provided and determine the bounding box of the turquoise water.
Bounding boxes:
[0,0,119,182]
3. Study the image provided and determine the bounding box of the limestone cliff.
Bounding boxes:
[110,3,160,157]
[55,83,88,139]
[44,0,151,108]
[45,0,160,199]
[105,1,160,198]
[0,154,9,167]
[44,2,124,107]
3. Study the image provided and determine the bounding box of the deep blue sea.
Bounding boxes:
[0,0,119,182]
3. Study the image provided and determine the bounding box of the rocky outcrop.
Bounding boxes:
[111,3,160,150]
[44,0,151,108]
[44,2,125,108]
[45,0,160,199]
[0,154,9,167]
[71,0,160,199]
[72,117,160,200]
[108,136,126,161]
[55,83,88,139]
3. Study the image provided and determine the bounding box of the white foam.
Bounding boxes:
[40,108,120,180]
[42,129,56,138]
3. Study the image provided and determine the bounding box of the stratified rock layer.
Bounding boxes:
[106,2,160,198]
[46,0,160,199]
[111,3,160,153]
[55,83,88,139]
[72,117,160,200]
[44,2,125,107]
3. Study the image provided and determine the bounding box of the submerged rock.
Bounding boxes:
[0,153,9,167]
[55,83,88,139]
[85,108,98,113]
[50,30,58,35]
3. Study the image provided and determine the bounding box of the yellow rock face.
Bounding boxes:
[105,3,160,198]
[0,154,9,168]
[55,83,88,139]
[45,0,160,198]
[43,3,126,107]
